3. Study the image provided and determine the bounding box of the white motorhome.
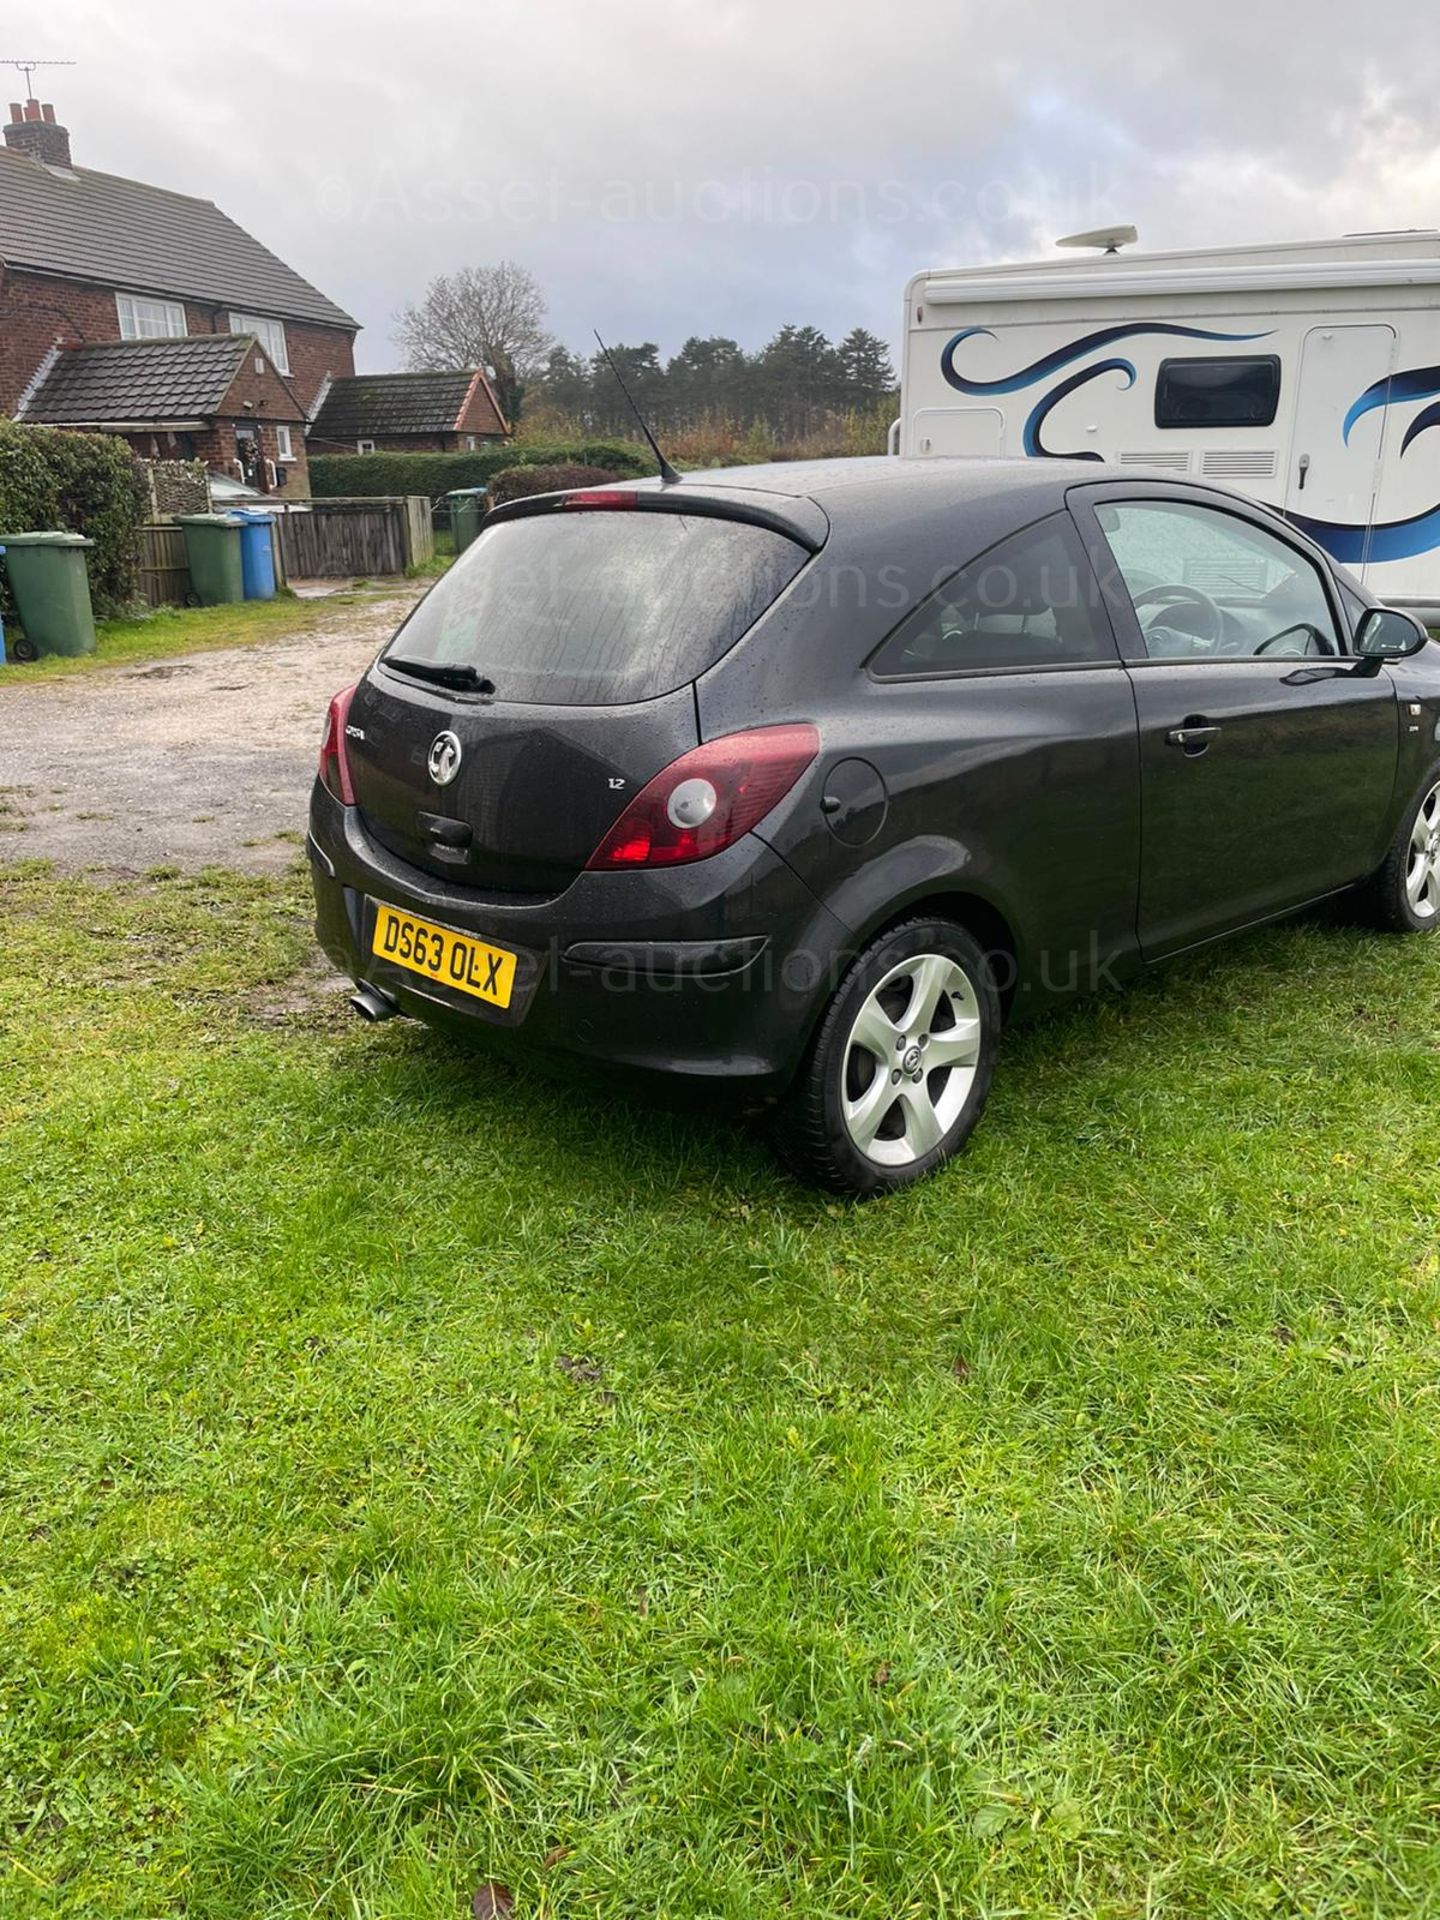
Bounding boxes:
[897,232,1440,612]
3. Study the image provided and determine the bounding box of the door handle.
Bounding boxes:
[1165,723,1221,754]
[1297,452,1311,492]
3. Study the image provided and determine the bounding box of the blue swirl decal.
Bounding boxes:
[940,322,1271,397]
[1023,360,1135,459]
[1401,398,1440,457]
[1342,365,1440,443]
[1301,365,1440,557]
[1287,498,1440,565]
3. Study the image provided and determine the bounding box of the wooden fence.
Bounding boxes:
[275,497,433,580]
[402,496,434,567]
[136,524,193,607]
[135,496,433,603]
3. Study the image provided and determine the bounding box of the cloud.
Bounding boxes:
[10,0,1440,366]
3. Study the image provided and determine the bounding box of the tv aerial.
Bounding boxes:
[1,58,75,98]
[1056,225,1138,255]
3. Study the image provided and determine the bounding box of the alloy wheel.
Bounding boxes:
[840,952,983,1167]
[1407,781,1440,922]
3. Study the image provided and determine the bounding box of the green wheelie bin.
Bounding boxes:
[445,487,487,555]
[0,531,96,659]
[176,514,246,605]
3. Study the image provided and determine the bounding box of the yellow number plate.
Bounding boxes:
[371,905,517,1009]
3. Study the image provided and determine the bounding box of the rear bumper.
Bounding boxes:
[308,784,852,1107]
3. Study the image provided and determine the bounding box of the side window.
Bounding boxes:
[1094,500,1340,661]
[1154,356,1281,429]
[870,514,1114,678]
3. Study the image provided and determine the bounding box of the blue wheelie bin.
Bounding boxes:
[233,509,278,600]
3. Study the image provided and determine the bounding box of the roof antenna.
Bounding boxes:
[593,330,681,485]
[1056,224,1138,255]
[1,57,76,98]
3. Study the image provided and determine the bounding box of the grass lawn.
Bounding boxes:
[3,861,1440,1917]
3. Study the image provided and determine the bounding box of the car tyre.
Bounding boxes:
[771,915,1002,1196]
[1361,767,1440,933]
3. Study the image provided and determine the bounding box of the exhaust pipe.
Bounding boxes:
[349,982,399,1023]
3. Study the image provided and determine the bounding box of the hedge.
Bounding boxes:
[485,464,631,507]
[308,440,653,501]
[0,420,147,617]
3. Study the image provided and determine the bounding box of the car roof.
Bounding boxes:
[628,454,1179,513]
[507,457,1339,592]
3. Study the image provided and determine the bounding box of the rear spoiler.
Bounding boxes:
[484,481,830,553]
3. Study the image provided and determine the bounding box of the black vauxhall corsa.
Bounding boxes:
[309,457,1439,1194]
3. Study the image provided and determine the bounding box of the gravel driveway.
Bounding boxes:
[0,584,426,874]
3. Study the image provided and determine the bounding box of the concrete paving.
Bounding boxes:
[0,583,426,874]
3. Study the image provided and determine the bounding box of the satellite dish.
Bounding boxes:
[1056,225,1139,255]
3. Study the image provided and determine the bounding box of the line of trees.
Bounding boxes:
[532,326,896,442]
[395,262,897,443]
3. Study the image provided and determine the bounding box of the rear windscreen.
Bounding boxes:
[384,510,809,706]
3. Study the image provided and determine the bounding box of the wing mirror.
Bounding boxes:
[1355,606,1430,663]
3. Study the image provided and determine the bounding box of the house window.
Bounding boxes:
[357,439,376,454]
[229,312,290,373]
[275,425,295,462]
[1154,356,1282,429]
[116,291,186,339]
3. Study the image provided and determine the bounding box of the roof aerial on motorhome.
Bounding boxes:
[0,145,358,329]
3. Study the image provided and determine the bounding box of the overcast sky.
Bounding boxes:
[9,0,1440,370]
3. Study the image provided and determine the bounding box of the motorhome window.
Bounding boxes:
[1094,500,1339,660]
[868,515,1115,678]
[1154,356,1281,429]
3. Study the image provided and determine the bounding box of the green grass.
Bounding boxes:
[1,591,389,685]
[3,862,1440,1917]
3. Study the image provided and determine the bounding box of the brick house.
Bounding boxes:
[308,369,510,456]
[0,92,357,498]
[17,335,310,496]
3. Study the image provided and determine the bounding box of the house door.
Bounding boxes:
[235,426,266,492]
[1286,324,1396,579]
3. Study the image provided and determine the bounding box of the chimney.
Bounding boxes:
[4,97,72,168]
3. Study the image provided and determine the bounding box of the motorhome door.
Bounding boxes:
[1287,325,1396,577]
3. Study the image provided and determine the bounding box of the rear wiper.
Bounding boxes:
[382,656,495,694]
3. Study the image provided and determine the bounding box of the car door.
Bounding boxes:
[1070,482,1398,959]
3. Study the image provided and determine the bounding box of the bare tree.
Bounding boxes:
[394,261,553,423]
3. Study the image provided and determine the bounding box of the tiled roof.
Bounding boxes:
[310,369,508,438]
[0,146,357,330]
[23,336,258,423]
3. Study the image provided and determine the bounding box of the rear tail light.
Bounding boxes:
[586,723,819,870]
[319,683,358,805]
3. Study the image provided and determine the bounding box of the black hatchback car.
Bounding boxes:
[309,458,1437,1193]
